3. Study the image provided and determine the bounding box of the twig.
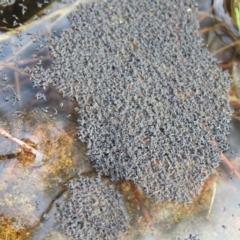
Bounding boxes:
[5,64,30,76]
[212,40,240,56]
[0,55,52,73]
[207,182,216,219]
[218,62,233,70]
[129,181,160,239]
[5,55,52,67]
[0,0,83,43]
[196,9,223,23]
[211,139,240,180]
[219,151,240,180]
[0,153,18,160]
[232,115,240,121]
[0,127,42,157]
[230,101,240,108]
[198,23,225,34]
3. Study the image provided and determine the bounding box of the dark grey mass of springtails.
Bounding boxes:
[55,175,128,240]
[183,234,200,240]
[28,0,232,203]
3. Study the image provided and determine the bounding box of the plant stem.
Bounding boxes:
[129,181,160,239]
[0,127,41,157]
[211,138,240,180]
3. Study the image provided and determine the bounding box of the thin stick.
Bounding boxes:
[211,139,240,180]
[0,0,83,42]
[0,153,18,160]
[0,127,41,157]
[232,115,240,121]
[212,40,240,56]
[4,64,30,76]
[220,151,240,180]
[218,62,233,70]
[196,10,220,23]
[198,23,225,34]
[2,55,52,67]
[230,101,240,108]
[207,182,216,219]
[129,181,160,239]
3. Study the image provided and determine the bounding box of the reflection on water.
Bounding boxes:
[0,0,240,239]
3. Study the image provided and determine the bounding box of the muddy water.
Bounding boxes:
[0,0,240,240]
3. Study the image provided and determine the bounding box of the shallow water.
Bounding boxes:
[0,110,91,239]
[0,1,92,239]
[0,0,240,239]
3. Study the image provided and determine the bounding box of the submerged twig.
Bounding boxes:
[0,0,83,42]
[219,151,240,180]
[198,22,226,34]
[129,181,160,239]
[0,153,18,160]
[232,115,240,121]
[0,127,42,158]
[196,9,222,23]
[218,62,233,70]
[207,181,216,219]
[211,139,240,180]
[212,40,240,56]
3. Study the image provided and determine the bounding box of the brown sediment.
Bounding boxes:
[0,215,32,240]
